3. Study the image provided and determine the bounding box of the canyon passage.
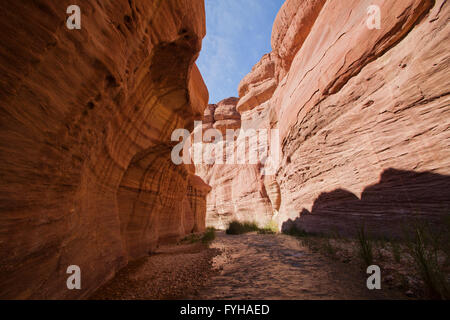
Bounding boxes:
[0,0,449,299]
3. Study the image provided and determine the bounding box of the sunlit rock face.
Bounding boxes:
[0,0,209,299]
[195,98,276,229]
[203,0,450,236]
[273,0,450,237]
[213,97,241,134]
[270,0,326,81]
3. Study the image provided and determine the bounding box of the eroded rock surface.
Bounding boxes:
[212,97,241,134]
[202,0,450,236]
[1,0,449,300]
[0,0,210,299]
[275,0,450,236]
[195,98,275,229]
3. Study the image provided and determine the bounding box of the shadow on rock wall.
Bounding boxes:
[282,168,450,238]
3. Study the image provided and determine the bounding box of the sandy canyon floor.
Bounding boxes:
[91,232,408,300]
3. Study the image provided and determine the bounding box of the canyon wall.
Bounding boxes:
[0,0,209,299]
[201,0,450,236]
[195,98,275,229]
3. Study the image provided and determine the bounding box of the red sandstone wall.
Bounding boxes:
[201,0,450,237]
[0,0,210,299]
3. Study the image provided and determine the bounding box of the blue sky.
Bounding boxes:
[197,0,285,104]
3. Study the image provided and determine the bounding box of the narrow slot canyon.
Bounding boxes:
[0,0,449,301]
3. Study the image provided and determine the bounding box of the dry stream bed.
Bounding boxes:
[91,231,415,300]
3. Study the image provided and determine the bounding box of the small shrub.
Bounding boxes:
[442,213,450,263]
[283,225,325,251]
[408,226,450,299]
[226,220,259,235]
[181,233,201,244]
[283,225,310,238]
[357,225,373,267]
[258,220,278,234]
[201,227,216,244]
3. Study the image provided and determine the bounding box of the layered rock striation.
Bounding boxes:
[274,0,450,236]
[201,0,450,236]
[1,0,449,300]
[0,0,210,299]
[194,98,275,229]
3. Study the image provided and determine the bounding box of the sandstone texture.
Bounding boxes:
[195,98,274,229]
[201,0,450,237]
[275,0,450,236]
[1,0,449,300]
[0,0,210,299]
[209,97,241,135]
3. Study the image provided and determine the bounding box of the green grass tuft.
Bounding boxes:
[226,220,260,235]
[201,227,216,244]
[407,223,450,300]
[357,224,373,267]
[282,225,311,238]
[258,220,278,234]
